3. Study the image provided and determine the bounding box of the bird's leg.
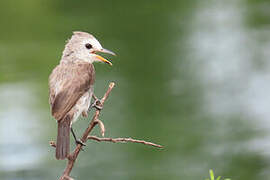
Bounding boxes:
[70,127,86,147]
[89,94,103,111]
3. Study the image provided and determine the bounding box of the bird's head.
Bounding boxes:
[62,31,115,65]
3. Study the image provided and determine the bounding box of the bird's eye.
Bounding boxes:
[85,43,92,49]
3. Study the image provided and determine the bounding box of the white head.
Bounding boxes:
[61,31,115,65]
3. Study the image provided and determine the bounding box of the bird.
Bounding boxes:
[49,31,115,160]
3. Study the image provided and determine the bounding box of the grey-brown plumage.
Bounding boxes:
[49,62,95,159]
[49,63,95,120]
[49,31,115,160]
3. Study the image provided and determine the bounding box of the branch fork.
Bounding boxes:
[49,82,163,180]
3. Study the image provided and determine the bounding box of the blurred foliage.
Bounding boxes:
[205,169,231,180]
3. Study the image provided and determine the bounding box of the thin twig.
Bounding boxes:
[58,82,115,180]
[94,119,105,137]
[88,135,163,148]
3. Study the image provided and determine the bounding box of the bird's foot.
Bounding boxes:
[76,139,86,146]
[76,139,86,151]
[90,99,103,111]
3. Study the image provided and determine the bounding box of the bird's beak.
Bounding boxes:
[94,48,116,66]
[99,48,116,56]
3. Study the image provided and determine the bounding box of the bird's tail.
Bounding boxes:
[56,116,71,160]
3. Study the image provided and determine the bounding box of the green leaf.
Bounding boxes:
[216,176,221,180]
[209,169,214,180]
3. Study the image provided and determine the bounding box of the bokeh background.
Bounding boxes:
[1,0,270,179]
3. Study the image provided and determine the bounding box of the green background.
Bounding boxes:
[0,0,270,179]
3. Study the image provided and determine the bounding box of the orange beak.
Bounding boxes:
[94,48,116,66]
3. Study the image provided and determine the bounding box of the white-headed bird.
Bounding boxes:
[49,31,115,159]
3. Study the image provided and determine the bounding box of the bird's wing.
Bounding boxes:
[49,62,95,121]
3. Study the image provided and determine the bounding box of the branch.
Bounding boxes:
[58,82,115,180]
[50,81,163,180]
[88,135,163,148]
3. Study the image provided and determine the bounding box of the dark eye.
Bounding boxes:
[85,43,92,49]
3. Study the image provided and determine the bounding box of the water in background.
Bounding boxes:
[0,0,270,179]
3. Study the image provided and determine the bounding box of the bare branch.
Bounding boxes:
[53,81,163,180]
[94,119,105,137]
[88,135,163,148]
[60,176,74,180]
[58,82,115,180]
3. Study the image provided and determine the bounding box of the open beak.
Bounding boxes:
[99,48,116,56]
[94,48,116,66]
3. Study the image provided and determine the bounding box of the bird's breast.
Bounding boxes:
[71,88,93,124]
